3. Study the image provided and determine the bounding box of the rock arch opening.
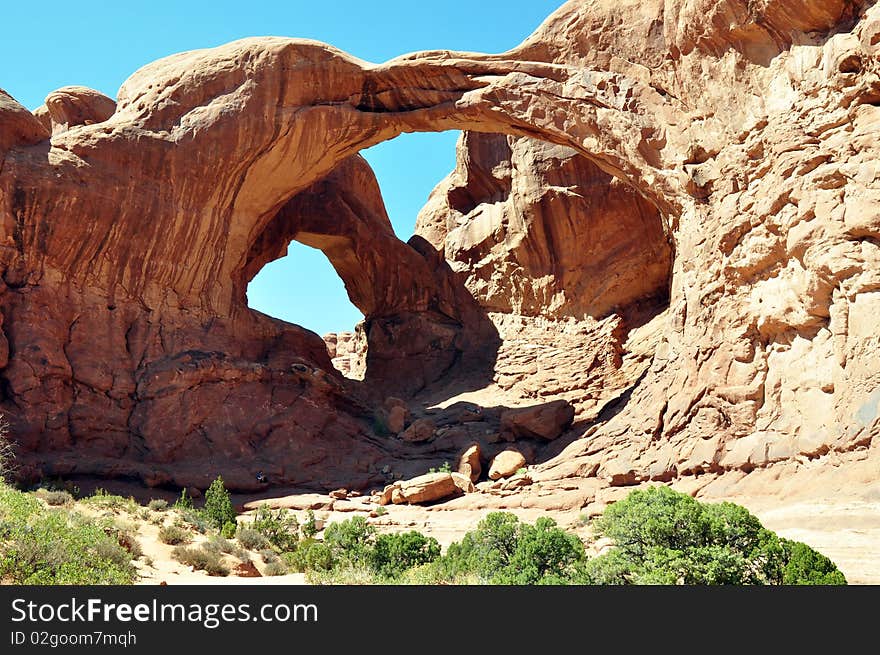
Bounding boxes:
[246,239,366,378]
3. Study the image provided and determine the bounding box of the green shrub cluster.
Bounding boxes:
[81,489,139,514]
[280,516,441,583]
[148,499,168,512]
[248,506,299,551]
[582,486,847,585]
[0,482,137,584]
[429,513,585,585]
[278,490,847,586]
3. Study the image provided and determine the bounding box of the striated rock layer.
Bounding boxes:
[1,0,878,500]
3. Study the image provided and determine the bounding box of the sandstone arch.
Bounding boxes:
[2,0,878,505]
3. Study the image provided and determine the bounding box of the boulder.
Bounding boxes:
[451,472,476,494]
[488,450,527,480]
[500,400,575,440]
[457,443,482,483]
[389,473,461,505]
[387,405,408,434]
[400,418,435,443]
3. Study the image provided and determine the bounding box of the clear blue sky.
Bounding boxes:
[2,0,563,336]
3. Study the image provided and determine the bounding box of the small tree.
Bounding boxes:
[203,476,237,532]
[323,516,376,566]
[249,506,299,551]
[371,531,441,579]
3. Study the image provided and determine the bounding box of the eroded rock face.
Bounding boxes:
[416,133,672,320]
[38,86,117,135]
[1,0,878,496]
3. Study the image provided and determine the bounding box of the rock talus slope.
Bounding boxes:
[0,0,877,520]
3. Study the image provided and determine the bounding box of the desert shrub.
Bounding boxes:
[587,486,846,585]
[263,560,288,576]
[781,539,847,585]
[221,520,237,539]
[259,548,279,564]
[249,505,299,551]
[82,488,138,513]
[497,516,586,584]
[302,509,318,538]
[371,531,441,579]
[202,535,234,555]
[438,513,585,585]
[397,562,484,585]
[172,545,229,576]
[38,489,74,506]
[158,524,191,545]
[428,461,452,474]
[324,516,376,566]
[0,484,42,526]
[371,412,391,437]
[148,499,168,511]
[441,512,520,581]
[204,476,237,532]
[373,505,388,517]
[173,488,194,510]
[179,508,211,533]
[306,564,380,585]
[236,527,269,551]
[0,484,136,584]
[109,522,143,559]
[282,538,334,573]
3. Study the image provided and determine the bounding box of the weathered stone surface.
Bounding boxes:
[389,473,461,505]
[488,450,527,480]
[400,418,435,443]
[42,86,116,135]
[457,443,482,483]
[1,89,49,152]
[450,472,476,494]
[500,400,575,440]
[417,133,672,320]
[242,494,332,511]
[387,406,408,434]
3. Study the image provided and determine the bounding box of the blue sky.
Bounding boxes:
[2,0,563,335]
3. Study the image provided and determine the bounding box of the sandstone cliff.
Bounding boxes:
[0,0,878,501]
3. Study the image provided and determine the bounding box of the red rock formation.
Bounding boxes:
[417,132,672,320]
[0,0,878,501]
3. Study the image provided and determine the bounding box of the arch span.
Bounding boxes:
[11,38,685,320]
[0,34,686,489]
